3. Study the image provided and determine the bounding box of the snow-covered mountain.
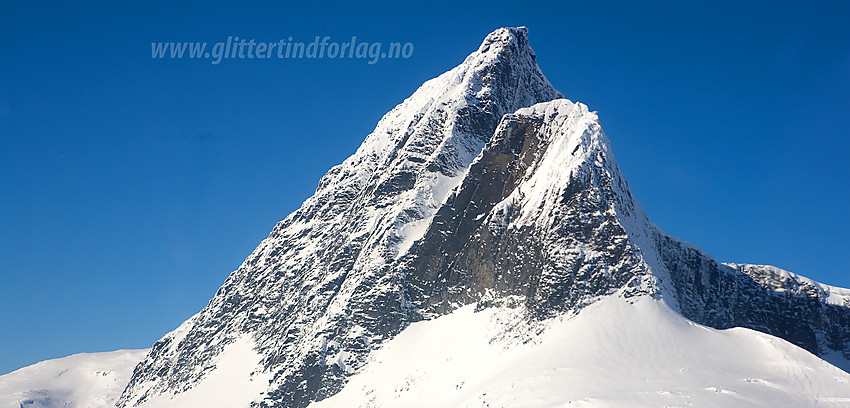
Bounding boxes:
[0,349,147,408]
[117,26,564,408]
[8,27,848,408]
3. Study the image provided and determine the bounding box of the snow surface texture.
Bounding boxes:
[0,349,147,408]
[102,26,850,408]
[313,294,850,408]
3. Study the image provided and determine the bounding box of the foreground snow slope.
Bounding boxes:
[313,295,850,408]
[0,349,147,408]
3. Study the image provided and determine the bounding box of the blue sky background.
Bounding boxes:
[1,1,848,375]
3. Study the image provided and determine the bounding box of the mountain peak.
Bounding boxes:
[478,26,531,53]
[460,26,542,77]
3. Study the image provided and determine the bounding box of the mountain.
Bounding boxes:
[118,26,563,408]
[0,349,147,408]
[107,26,850,407]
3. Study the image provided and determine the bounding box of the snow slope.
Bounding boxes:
[313,294,850,408]
[131,336,273,408]
[0,349,147,408]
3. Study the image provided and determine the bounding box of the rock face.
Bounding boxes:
[656,235,850,360]
[117,27,850,408]
[402,100,660,318]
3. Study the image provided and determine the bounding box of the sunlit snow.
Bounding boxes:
[314,295,850,408]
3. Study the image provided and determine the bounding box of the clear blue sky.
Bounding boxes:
[1,1,848,375]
